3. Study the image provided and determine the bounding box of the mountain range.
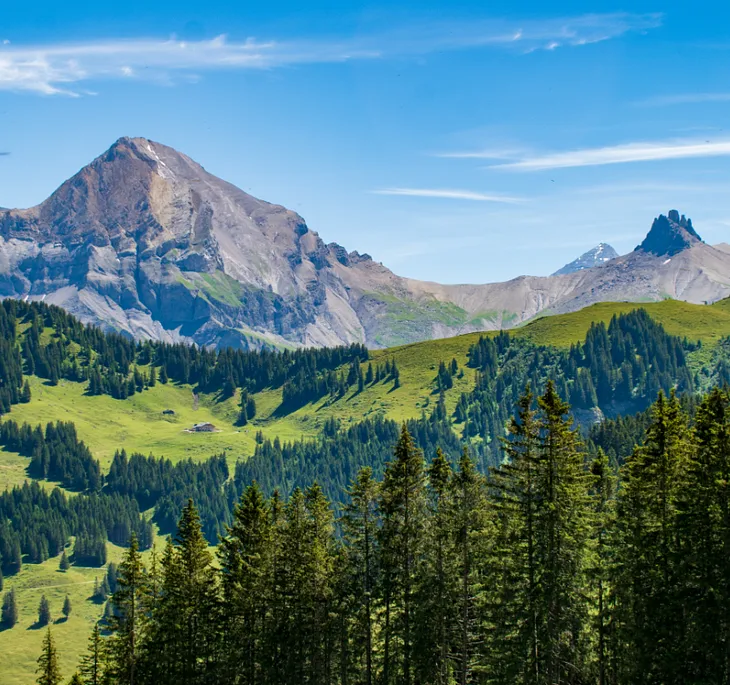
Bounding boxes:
[1,137,729,349]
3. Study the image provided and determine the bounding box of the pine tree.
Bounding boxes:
[341,467,379,685]
[1,588,18,627]
[38,594,52,626]
[614,390,691,685]
[675,387,730,682]
[159,365,168,384]
[62,595,72,620]
[414,448,455,685]
[108,533,147,685]
[485,386,541,684]
[218,483,273,685]
[535,381,593,684]
[148,366,156,387]
[60,550,70,571]
[21,380,31,403]
[590,450,617,685]
[79,623,106,685]
[36,627,63,685]
[378,425,427,685]
[451,449,489,685]
[151,500,219,685]
[67,674,83,685]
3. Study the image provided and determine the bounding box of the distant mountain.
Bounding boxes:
[552,243,619,276]
[1,136,729,348]
[637,209,702,256]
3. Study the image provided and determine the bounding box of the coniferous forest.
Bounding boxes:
[30,383,730,685]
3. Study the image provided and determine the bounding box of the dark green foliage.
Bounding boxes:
[79,623,106,685]
[105,450,230,542]
[461,310,696,467]
[59,550,70,571]
[1,588,18,627]
[0,480,151,576]
[38,594,51,626]
[62,595,72,619]
[0,419,101,492]
[36,627,62,685]
[235,413,461,505]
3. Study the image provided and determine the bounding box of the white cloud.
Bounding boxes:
[486,139,730,171]
[0,12,662,95]
[636,92,730,106]
[371,188,524,203]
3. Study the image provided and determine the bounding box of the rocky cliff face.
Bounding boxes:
[1,138,728,349]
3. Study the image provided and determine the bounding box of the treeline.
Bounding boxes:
[0,298,370,408]
[457,310,697,465]
[280,358,400,410]
[0,419,101,491]
[51,383,730,685]
[105,450,232,542]
[234,410,461,504]
[0,481,152,574]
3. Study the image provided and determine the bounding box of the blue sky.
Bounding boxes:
[1,1,728,283]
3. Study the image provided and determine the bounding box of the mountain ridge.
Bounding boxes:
[1,137,729,348]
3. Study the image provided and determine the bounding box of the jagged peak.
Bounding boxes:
[636,210,703,257]
[552,242,619,276]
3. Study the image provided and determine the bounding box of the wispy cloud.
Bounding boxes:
[636,92,730,106]
[0,12,661,95]
[484,138,730,171]
[371,188,524,203]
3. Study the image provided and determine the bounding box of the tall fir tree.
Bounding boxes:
[36,627,63,685]
[341,467,380,685]
[614,390,691,685]
[108,533,147,685]
[378,425,427,685]
[79,623,106,685]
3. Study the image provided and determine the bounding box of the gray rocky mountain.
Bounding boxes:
[552,243,620,276]
[1,137,729,349]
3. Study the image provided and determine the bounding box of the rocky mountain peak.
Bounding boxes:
[552,242,619,276]
[636,210,702,257]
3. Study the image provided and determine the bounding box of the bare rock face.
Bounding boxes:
[637,210,703,256]
[1,139,729,349]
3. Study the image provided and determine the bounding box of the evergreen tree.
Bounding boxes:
[675,387,730,682]
[38,594,52,626]
[36,627,63,685]
[378,425,427,685]
[62,595,72,620]
[108,533,147,685]
[79,623,106,685]
[67,674,83,685]
[218,483,273,685]
[150,500,219,685]
[1,588,18,627]
[614,390,691,685]
[341,467,379,685]
[21,379,32,403]
[60,550,70,571]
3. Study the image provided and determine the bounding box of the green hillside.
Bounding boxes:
[3,296,730,683]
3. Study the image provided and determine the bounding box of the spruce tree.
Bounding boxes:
[60,550,70,571]
[1,588,18,627]
[414,448,455,685]
[38,594,51,627]
[614,390,690,685]
[535,381,593,684]
[341,467,379,685]
[108,533,147,685]
[675,387,730,682]
[152,500,219,685]
[36,627,62,685]
[79,623,106,685]
[218,483,273,685]
[62,595,72,620]
[378,425,427,685]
